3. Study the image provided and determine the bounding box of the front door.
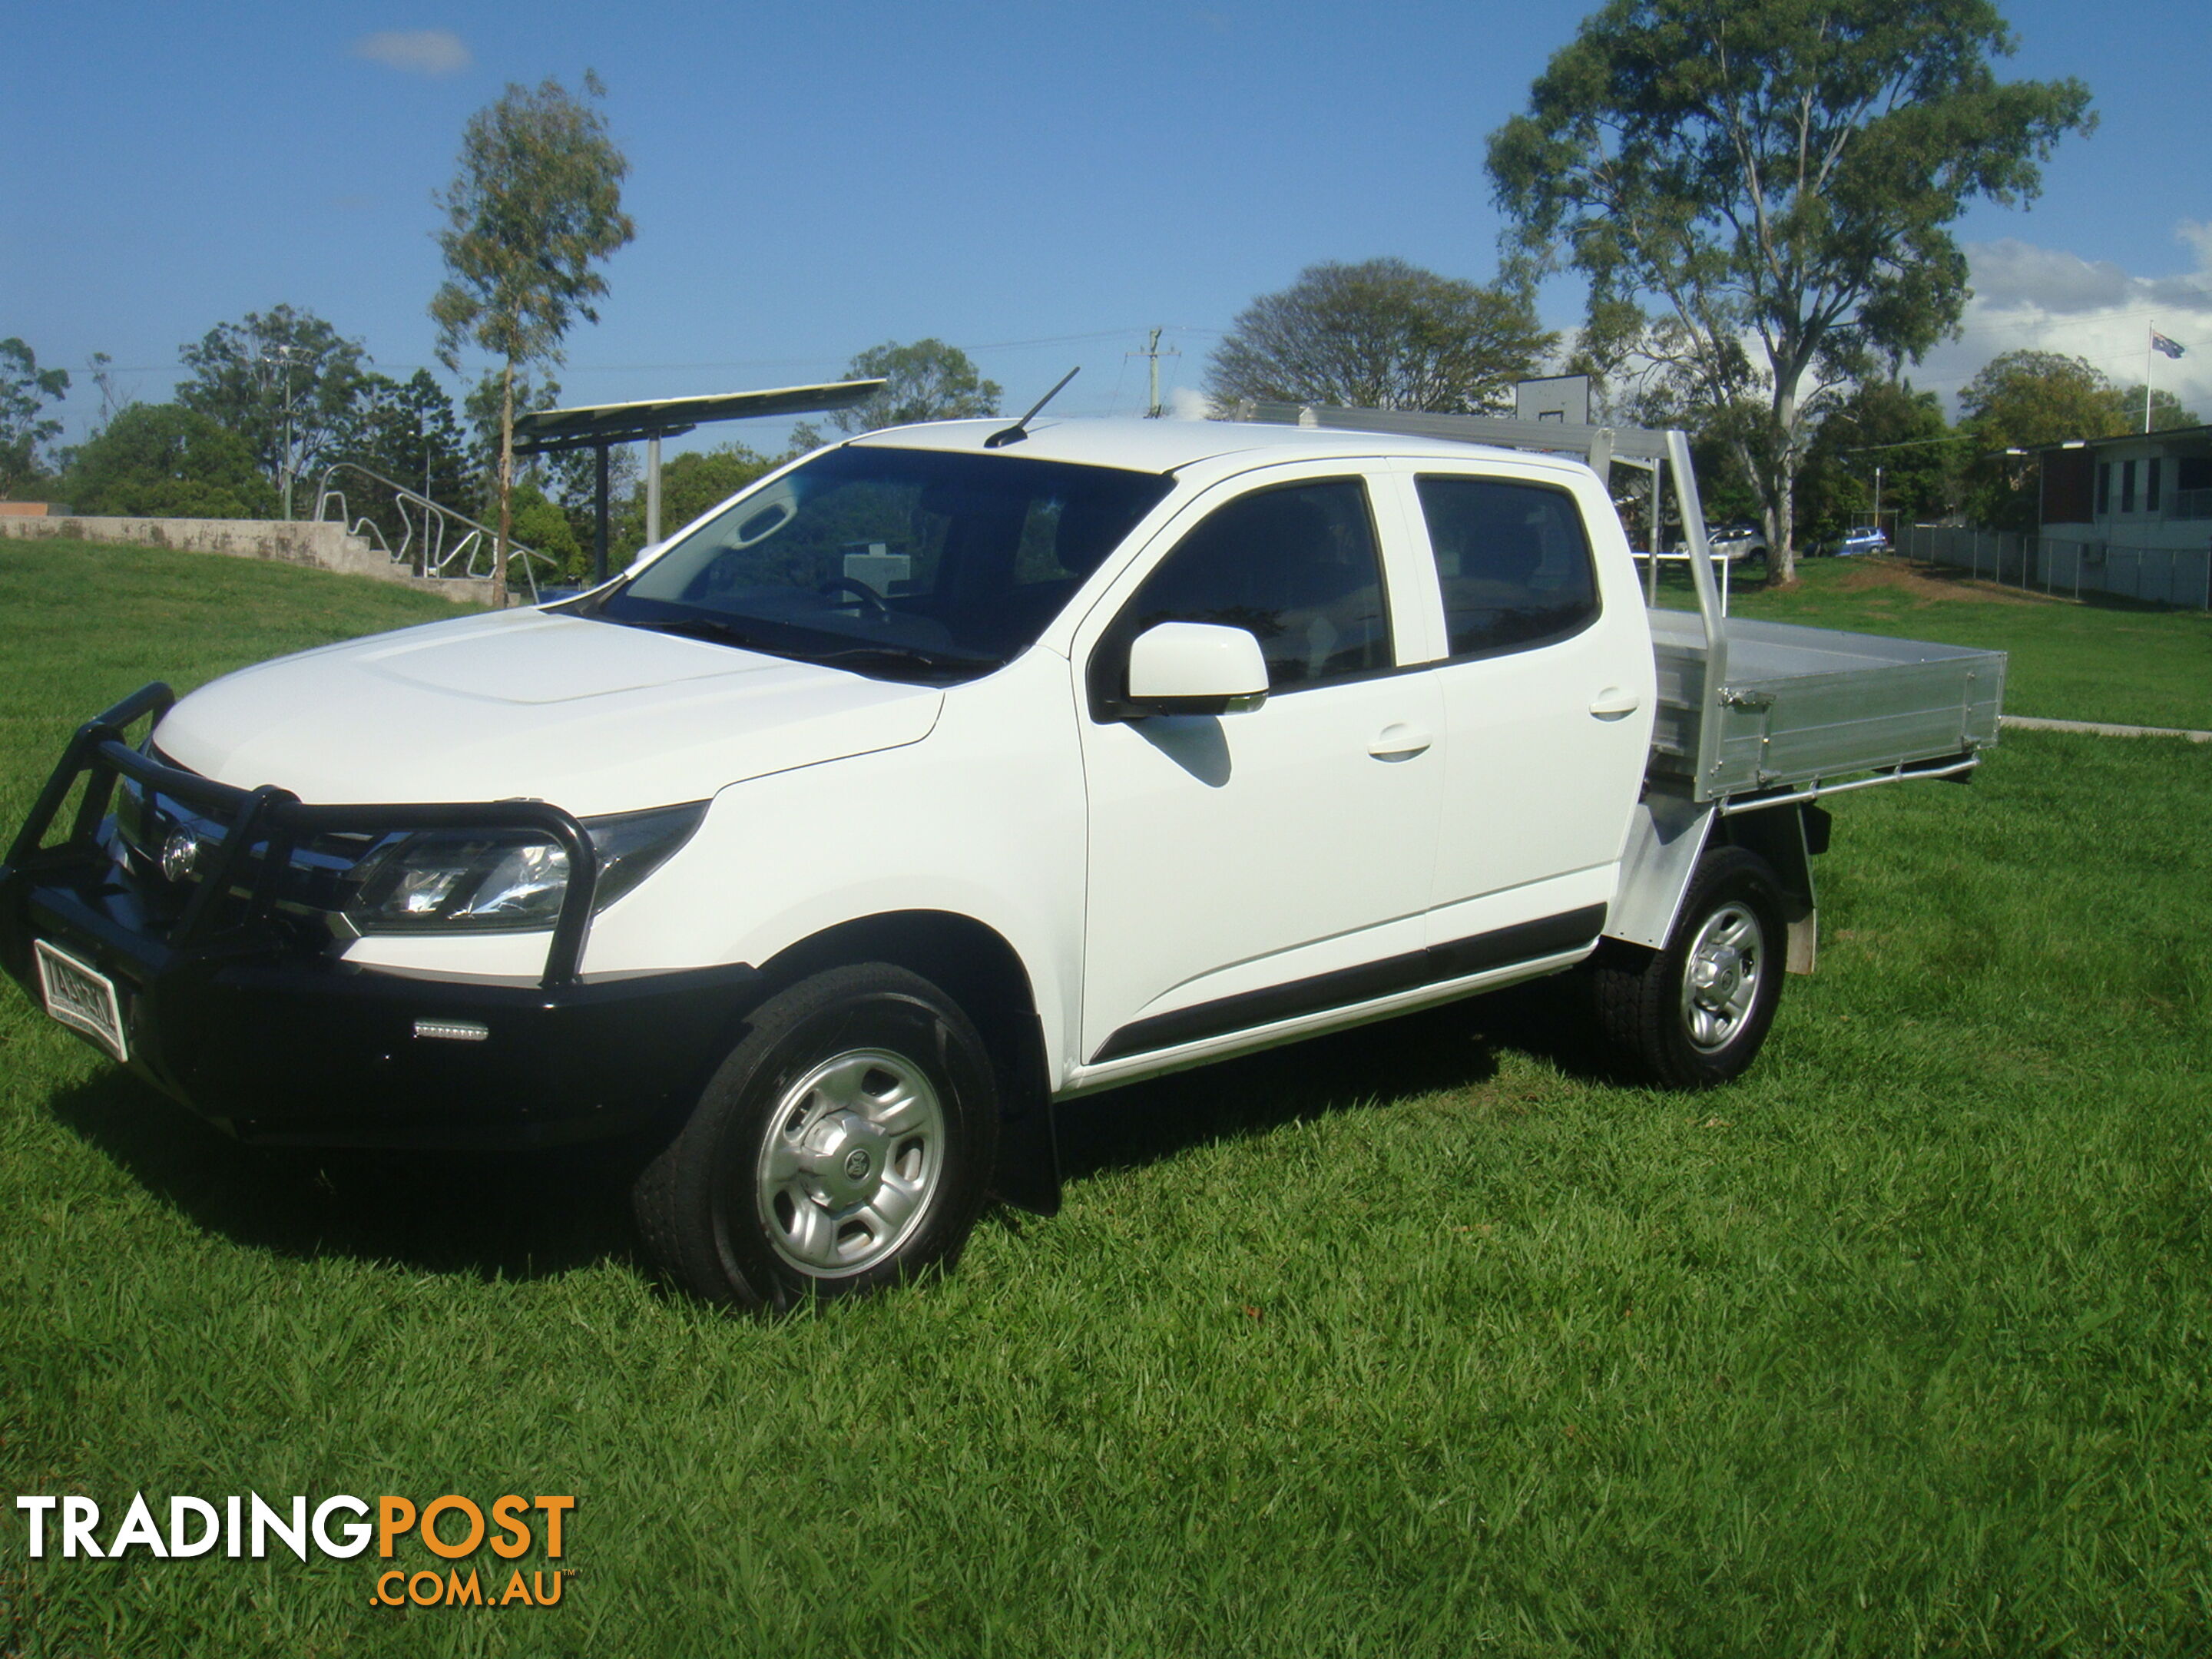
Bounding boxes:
[1074,469,1444,1063]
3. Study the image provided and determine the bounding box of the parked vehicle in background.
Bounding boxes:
[2,406,2006,1313]
[1837,525,1890,558]
[1707,523,1770,567]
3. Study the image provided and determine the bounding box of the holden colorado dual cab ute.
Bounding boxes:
[2,406,2005,1311]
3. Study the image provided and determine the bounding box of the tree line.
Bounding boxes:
[0,317,1008,579]
[1200,260,2194,552]
[2,312,558,552]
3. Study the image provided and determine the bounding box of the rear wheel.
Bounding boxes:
[633,963,998,1311]
[1590,846,1786,1089]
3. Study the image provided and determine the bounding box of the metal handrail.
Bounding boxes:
[312,462,558,604]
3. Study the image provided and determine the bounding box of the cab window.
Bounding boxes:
[1118,478,1391,691]
[1415,476,1599,658]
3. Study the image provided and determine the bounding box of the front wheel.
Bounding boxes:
[1588,846,1786,1089]
[632,964,998,1311]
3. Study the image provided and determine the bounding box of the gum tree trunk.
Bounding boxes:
[494,362,514,608]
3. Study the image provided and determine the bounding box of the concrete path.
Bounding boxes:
[2002,714,2212,744]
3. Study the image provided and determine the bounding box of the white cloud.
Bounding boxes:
[1913,224,2212,416]
[1165,385,1215,420]
[349,29,471,77]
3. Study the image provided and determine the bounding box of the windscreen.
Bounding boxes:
[596,445,1174,681]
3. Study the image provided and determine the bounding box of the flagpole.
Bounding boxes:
[2146,325,2154,435]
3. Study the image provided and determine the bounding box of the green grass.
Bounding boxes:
[3,539,2210,1654]
[0,538,480,832]
[1669,555,2212,731]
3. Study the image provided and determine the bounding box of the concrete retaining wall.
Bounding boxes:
[0,515,497,605]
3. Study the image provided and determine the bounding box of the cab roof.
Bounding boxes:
[845,416,1575,477]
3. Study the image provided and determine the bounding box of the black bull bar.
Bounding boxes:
[5,682,601,988]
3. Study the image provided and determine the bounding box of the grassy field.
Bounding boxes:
[2,538,2209,1655]
[1677,555,2212,731]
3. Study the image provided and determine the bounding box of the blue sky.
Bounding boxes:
[5,0,2209,453]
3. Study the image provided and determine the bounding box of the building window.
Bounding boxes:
[2098,462,2111,515]
[2148,457,2162,512]
[2121,459,2136,513]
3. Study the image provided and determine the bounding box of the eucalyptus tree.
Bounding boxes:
[826,339,1002,435]
[0,338,69,495]
[1488,0,2091,579]
[174,306,369,517]
[1205,258,1553,415]
[431,71,634,601]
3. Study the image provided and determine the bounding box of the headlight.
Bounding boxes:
[345,802,707,934]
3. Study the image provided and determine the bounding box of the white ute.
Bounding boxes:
[1,406,2005,1310]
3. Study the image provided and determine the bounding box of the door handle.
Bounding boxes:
[1368,723,1432,760]
[1588,688,1641,720]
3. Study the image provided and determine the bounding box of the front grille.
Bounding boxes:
[114,756,382,931]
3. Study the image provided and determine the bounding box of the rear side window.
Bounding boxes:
[1118,478,1391,691]
[1415,475,1600,658]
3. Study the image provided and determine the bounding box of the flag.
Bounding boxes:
[2151,329,2185,359]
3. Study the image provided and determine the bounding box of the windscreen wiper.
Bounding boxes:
[638,615,770,651]
[802,644,1005,680]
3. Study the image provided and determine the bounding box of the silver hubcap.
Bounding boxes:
[1681,902,1764,1052]
[755,1048,943,1277]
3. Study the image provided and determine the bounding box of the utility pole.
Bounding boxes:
[1128,327,1181,418]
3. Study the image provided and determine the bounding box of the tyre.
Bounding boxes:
[633,963,998,1311]
[1589,846,1786,1089]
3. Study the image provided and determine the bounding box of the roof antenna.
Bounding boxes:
[984,366,1080,448]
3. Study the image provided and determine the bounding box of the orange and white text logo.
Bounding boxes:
[12,1492,578,1610]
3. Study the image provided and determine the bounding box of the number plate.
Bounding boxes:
[34,939,128,1063]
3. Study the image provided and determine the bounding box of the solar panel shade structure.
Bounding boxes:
[508,379,886,455]
[506,379,887,582]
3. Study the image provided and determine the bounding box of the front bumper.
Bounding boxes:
[2,684,758,1149]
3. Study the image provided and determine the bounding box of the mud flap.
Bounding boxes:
[988,1012,1062,1216]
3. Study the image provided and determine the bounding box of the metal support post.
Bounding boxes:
[593,442,610,585]
[1647,459,1664,605]
[646,435,661,547]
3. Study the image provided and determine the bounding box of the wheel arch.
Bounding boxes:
[757,909,1061,1216]
[1608,793,1825,975]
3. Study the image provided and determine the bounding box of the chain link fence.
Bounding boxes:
[1900,525,2212,611]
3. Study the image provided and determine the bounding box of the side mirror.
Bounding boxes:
[1124,621,1268,717]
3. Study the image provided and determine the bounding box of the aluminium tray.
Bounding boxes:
[1646,610,2007,799]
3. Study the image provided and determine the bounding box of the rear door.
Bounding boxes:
[1385,462,1654,955]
